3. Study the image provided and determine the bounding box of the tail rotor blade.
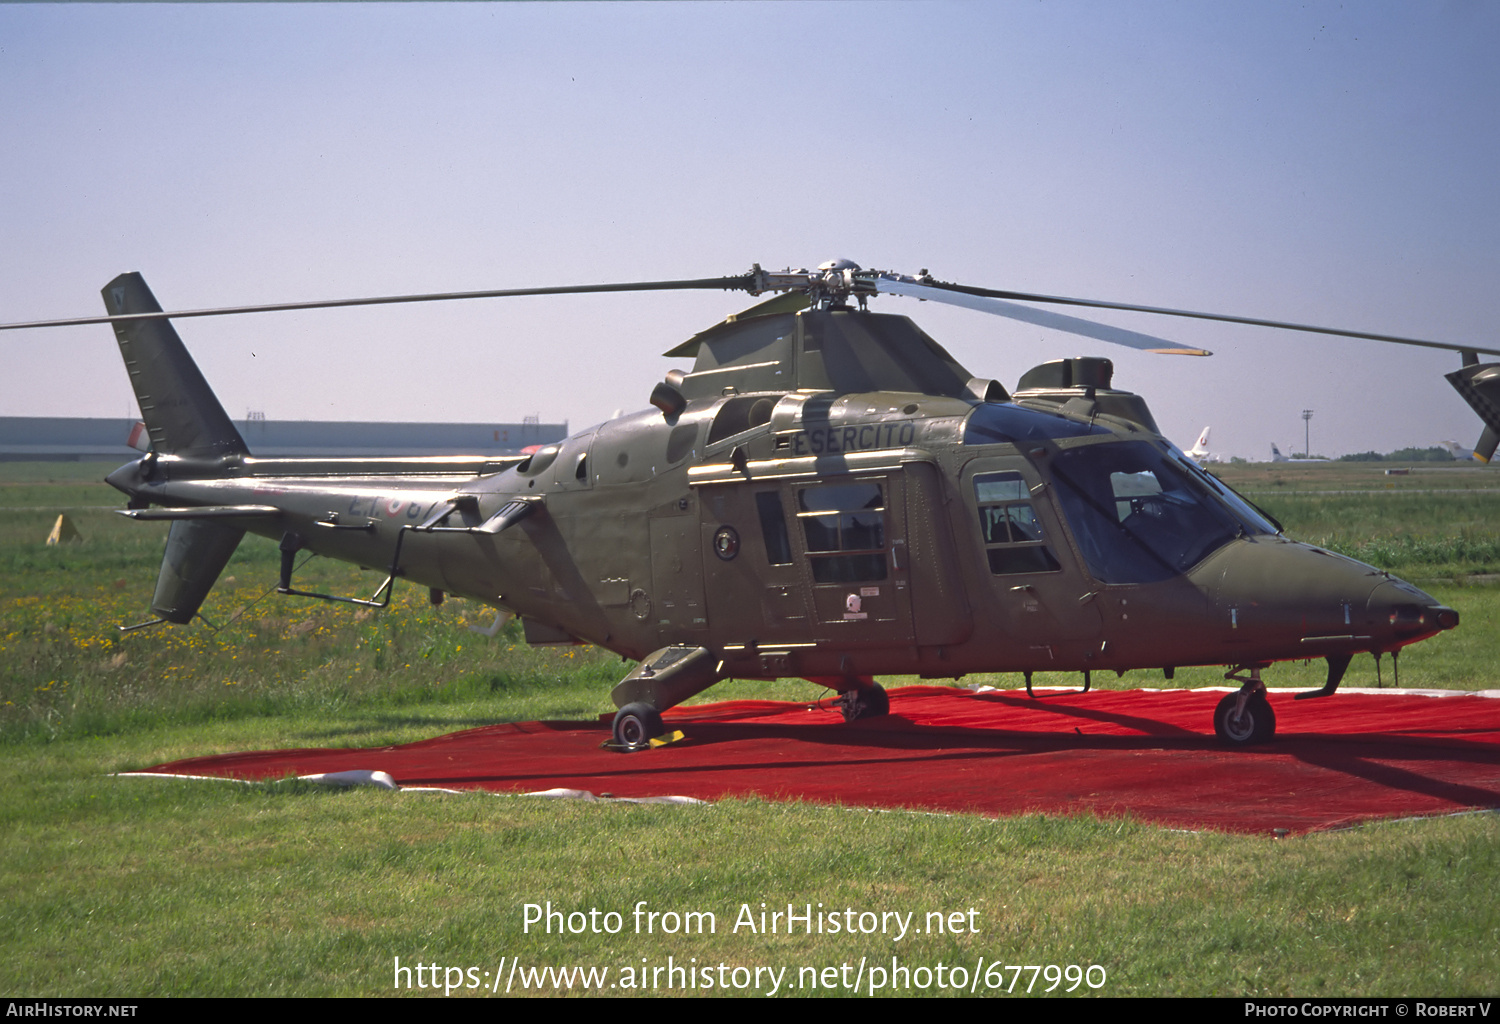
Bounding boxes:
[1474,426,1499,464]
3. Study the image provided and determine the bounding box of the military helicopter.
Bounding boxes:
[2,261,1483,750]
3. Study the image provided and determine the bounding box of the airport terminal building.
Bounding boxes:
[0,416,569,461]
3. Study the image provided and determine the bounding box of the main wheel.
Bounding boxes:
[612,702,665,751]
[1213,691,1276,744]
[837,682,890,723]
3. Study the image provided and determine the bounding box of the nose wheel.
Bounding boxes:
[1214,667,1276,745]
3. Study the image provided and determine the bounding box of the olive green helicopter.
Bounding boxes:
[3,261,1486,750]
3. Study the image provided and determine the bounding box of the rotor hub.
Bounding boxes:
[750,259,880,310]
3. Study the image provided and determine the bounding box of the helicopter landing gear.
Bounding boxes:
[836,682,889,723]
[1214,666,1276,745]
[611,702,665,752]
[606,645,720,752]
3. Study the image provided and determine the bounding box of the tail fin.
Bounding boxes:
[104,273,247,624]
[103,273,248,458]
[150,520,245,624]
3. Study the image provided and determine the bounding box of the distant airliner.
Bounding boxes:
[1186,426,1218,464]
[1271,443,1328,463]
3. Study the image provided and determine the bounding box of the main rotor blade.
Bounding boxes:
[876,276,1210,355]
[0,274,757,332]
[921,278,1500,357]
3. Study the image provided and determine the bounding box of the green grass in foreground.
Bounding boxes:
[1,463,1497,997]
[2,709,1496,998]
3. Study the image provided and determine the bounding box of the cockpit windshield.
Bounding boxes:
[1050,441,1273,584]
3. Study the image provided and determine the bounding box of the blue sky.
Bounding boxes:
[3,2,1498,458]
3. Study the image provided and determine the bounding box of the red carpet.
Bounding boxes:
[138,686,1500,835]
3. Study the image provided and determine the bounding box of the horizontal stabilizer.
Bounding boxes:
[118,505,282,521]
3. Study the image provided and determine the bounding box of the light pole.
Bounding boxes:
[1302,409,1313,458]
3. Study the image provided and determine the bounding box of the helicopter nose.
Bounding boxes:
[1366,578,1459,643]
[1204,537,1456,656]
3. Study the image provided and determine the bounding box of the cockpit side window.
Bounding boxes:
[796,482,888,583]
[973,471,1061,574]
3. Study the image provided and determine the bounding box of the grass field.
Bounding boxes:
[1,461,1497,997]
